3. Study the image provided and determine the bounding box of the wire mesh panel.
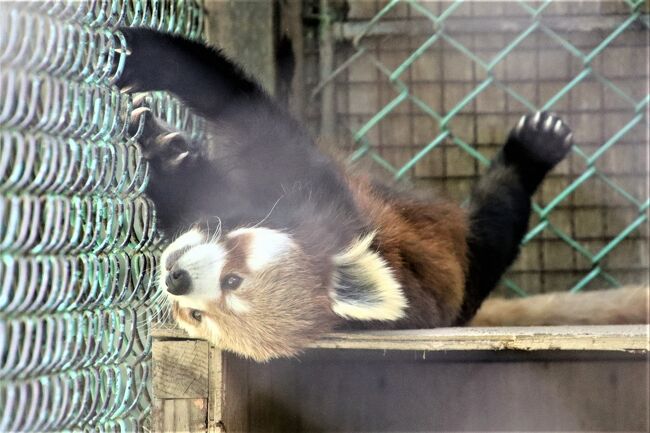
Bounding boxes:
[0,1,204,431]
[307,0,649,296]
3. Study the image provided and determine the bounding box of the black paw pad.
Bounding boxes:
[127,95,193,164]
[507,111,574,169]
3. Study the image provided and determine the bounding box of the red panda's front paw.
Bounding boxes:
[128,95,195,166]
[506,111,574,170]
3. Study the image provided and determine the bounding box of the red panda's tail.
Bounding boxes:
[469,286,649,326]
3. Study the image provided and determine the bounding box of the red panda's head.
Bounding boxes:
[159,226,407,361]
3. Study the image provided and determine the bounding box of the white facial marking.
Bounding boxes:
[159,228,205,290]
[226,293,251,314]
[164,226,294,320]
[176,242,226,300]
[161,227,228,312]
[228,227,295,272]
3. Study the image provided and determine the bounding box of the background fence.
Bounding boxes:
[0,1,204,431]
[301,0,649,296]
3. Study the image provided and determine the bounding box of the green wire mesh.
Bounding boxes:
[0,1,204,431]
[312,0,649,296]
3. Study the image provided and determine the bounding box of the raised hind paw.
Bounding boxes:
[506,111,574,170]
[128,94,196,168]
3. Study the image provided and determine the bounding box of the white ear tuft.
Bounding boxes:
[330,233,407,321]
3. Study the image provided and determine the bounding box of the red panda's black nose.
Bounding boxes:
[166,269,192,295]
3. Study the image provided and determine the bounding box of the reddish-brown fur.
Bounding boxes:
[222,234,252,276]
[345,175,469,328]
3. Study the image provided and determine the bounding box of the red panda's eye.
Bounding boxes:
[190,309,202,322]
[221,273,243,290]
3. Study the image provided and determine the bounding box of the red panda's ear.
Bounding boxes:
[329,234,407,321]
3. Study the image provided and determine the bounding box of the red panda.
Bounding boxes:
[115,28,648,361]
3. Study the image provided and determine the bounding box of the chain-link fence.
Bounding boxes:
[0,1,204,431]
[305,0,649,296]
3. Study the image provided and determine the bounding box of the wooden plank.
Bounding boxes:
[282,0,305,118]
[204,0,276,95]
[241,354,649,432]
[311,325,649,352]
[152,324,649,352]
[153,340,210,399]
[318,0,335,139]
[221,353,250,433]
[206,346,224,433]
[152,325,193,339]
[205,348,250,433]
[153,398,208,433]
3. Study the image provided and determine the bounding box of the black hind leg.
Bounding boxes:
[456,111,573,324]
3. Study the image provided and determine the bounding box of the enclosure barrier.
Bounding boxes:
[312,0,649,295]
[0,1,204,431]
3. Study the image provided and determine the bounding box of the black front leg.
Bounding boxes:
[126,95,222,234]
[115,28,362,242]
[113,29,280,235]
[114,27,269,117]
[457,111,574,324]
